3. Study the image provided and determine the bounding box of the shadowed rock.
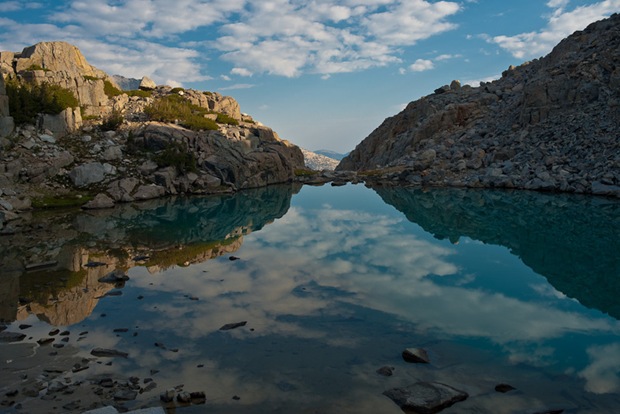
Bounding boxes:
[383,382,468,413]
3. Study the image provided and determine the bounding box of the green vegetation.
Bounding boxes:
[82,114,100,121]
[203,91,213,96]
[216,113,239,126]
[32,193,93,209]
[126,89,152,98]
[103,80,123,97]
[144,94,218,131]
[6,78,79,125]
[154,141,198,173]
[171,87,185,94]
[295,168,320,177]
[25,64,50,72]
[20,268,88,304]
[101,110,124,131]
[83,75,100,81]
[143,238,239,270]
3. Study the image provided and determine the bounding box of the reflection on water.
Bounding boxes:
[1,183,620,413]
[0,184,299,324]
[373,186,620,319]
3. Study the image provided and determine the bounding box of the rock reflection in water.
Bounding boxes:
[373,186,620,319]
[0,184,299,324]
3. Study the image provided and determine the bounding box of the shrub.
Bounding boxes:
[6,78,79,125]
[144,94,218,131]
[216,113,239,126]
[101,110,124,131]
[83,75,99,81]
[171,87,185,94]
[25,64,49,72]
[103,80,122,97]
[154,141,198,173]
[126,89,152,98]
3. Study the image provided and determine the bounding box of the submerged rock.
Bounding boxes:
[376,366,394,376]
[402,347,430,364]
[0,331,26,342]
[495,383,516,393]
[90,348,128,358]
[219,321,247,331]
[383,381,468,413]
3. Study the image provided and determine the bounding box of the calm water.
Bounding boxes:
[1,183,620,413]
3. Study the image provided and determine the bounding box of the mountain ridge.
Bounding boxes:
[337,13,620,198]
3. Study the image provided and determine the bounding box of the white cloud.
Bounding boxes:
[219,83,255,91]
[580,344,620,394]
[0,0,464,79]
[214,0,460,77]
[220,74,231,81]
[0,1,20,11]
[409,58,435,72]
[490,0,620,59]
[231,67,253,77]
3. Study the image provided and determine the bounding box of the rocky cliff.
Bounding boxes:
[338,14,620,198]
[0,42,304,230]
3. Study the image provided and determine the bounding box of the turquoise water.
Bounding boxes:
[2,183,620,413]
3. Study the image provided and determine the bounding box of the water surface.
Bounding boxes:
[1,184,619,413]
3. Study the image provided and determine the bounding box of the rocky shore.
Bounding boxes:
[0,42,304,233]
[337,14,620,199]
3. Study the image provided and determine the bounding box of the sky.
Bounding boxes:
[0,1,618,153]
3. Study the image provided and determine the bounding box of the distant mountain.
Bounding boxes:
[301,148,339,171]
[112,74,141,91]
[314,149,348,160]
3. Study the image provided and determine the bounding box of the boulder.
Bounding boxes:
[133,184,166,200]
[69,162,106,187]
[39,107,82,136]
[82,193,115,209]
[383,382,468,413]
[139,76,157,90]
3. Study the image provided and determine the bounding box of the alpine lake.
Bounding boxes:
[1,182,619,414]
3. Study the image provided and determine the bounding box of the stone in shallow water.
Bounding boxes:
[383,381,468,413]
[0,331,26,342]
[90,348,128,358]
[114,389,137,401]
[402,347,430,363]
[495,383,516,393]
[219,321,247,330]
[376,366,394,376]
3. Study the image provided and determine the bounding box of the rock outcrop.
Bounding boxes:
[2,42,116,119]
[0,41,305,222]
[0,74,13,138]
[338,14,620,197]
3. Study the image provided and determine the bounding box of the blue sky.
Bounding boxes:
[0,1,618,152]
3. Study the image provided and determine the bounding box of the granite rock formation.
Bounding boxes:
[0,41,304,226]
[337,14,620,197]
[301,148,339,171]
[0,74,13,138]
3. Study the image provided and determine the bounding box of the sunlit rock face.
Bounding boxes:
[7,42,114,118]
[338,14,620,197]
